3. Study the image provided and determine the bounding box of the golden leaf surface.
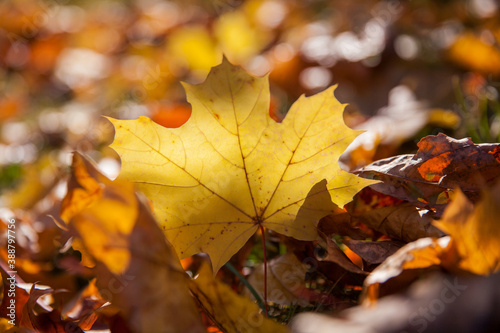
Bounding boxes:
[109,59,374,272]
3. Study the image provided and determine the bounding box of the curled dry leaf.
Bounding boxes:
[109,59,375,272]
[60,153,204,333]
[356,133,500,213]
[359,182,500,306]
[0,283,83,333]
[317,238,366,275]
[361,236,451,305]
[23,286,83,333]
[62,279,106,330]
[283,237,367,289]
[318,211,368,240]
[343,239,405,265]
[190,261,289,333]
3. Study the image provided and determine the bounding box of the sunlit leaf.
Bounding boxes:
[357,133,500,213]
[434,186,500,275]
[109,59,374,272]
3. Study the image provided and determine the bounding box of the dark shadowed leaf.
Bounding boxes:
[347,202,442,243]
[292,272,500,333]
[343,240,405,265]
[246,253,338,306]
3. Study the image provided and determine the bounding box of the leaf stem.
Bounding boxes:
[224,262,266,313]
[259,224,269,317]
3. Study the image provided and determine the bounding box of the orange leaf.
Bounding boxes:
[150,103,192,128]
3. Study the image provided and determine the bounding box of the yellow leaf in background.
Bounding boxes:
[214,11,269,63]
[434,186,500,275]
[191,261,289,333]
[448,32,500,75]
[61,153,137,274]
[5,154,60,210]
[109,59,375,272]
[167,26,221,75]
[428,108,461,129]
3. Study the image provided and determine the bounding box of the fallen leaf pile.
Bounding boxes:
[2,60,500,333]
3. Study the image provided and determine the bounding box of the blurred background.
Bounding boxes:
[1,0,499,208]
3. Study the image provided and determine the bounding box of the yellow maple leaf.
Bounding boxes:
[434,187,500,275]
[108,59,374,272]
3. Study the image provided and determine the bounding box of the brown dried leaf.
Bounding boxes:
[0,281,30,328]
[343,240,405,265]
[246,253,337,306]
[317,238,367,275]
[60,153,205,333]
[347,202,442,243]
[23,286,83,333]
[318,212,368,240]
[361,237,451,305]
[356,133,500,212]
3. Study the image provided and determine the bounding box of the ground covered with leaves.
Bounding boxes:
[1,0,500,332]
